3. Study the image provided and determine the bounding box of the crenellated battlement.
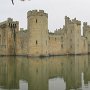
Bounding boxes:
[27,10,48,17]
[83,22,90,28]
[7,18,18,24]
[6,18,19,29]
[65,16,81,25]
[83,22,87,26]
[65,16,70,20]
[7,18,13,22]
[72,18,81,25]
[0,18,19,29]
[65,16,72,24]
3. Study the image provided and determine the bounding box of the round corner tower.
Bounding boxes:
[27,10,48,56]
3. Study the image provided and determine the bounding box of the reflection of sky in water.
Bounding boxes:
[49,78,66,90]
[81,72,90,90]
[19,80,28,90]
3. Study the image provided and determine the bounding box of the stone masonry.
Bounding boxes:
[0,10,89,56]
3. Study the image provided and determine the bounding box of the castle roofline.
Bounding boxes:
[83,22,90,28]
[65,16,81,25]
[27,10,48,17]
[0,18,19,28]
[72,18,81,25]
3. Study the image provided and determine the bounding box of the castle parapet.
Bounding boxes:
[83,22,87,26]
[65,16,81,25]
[7,18,19,24]
[65,16,70,20]
[72,18,81,25]
[7,18,13,22]
[65,16,72,24]
[27,10,48,17]
[20,28,24,31]
[83,22,90,28]
[0,21,7,28]
[0,18,19,31]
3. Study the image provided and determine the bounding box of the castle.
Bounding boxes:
[0,10,90,56]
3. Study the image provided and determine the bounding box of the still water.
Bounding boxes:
[0,55,90,90]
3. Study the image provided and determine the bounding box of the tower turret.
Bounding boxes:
[0,18,19,55]
[27,10,48,56]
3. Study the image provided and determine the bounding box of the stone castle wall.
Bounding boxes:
[0,10,89,56]
[48,34,66,55]
[16,29,28,55]
[83,22,90,53]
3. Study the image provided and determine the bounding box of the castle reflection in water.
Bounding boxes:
[0,55,90,90]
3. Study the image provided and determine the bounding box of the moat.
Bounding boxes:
[0,55,90,90]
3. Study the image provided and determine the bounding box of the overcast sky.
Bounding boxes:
[0,0,90,32]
